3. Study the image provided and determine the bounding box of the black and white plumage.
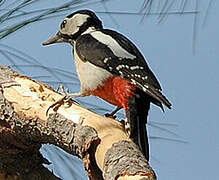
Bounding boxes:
[43,9,171,160]
[75,29,171,109]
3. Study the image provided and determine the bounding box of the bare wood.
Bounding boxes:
[0,66,156,180]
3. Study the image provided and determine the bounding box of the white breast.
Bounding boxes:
[73,48,112,91]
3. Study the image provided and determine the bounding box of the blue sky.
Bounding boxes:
[0,0,218,179]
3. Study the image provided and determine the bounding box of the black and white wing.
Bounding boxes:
[75,29,171,109]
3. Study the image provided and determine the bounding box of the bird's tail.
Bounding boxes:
[125,89,150,160]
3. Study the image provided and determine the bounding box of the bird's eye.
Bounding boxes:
[61,20,67,29]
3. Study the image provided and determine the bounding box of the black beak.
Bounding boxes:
[42,32,68,46]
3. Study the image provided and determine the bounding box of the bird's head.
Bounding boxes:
[43,9,103,46]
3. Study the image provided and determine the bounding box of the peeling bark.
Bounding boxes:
[0,65,156,180]
[104,141,156,180]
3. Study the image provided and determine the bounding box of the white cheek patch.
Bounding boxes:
[90,31,136,60]
[60,14,89,35]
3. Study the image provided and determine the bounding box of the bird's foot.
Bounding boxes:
[56,84,69,96]
[105,113,117,119]
[104,107,122,119]
[46,85,84,116]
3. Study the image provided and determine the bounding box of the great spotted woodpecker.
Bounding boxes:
[43,9,171,160]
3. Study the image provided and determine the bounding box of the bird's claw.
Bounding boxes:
[104,107,122,119]
[46,85,78,116]
[104,113,117,119]
[56,85,69,96]
[46,96,65,116]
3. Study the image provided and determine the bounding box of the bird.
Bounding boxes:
[43,9,171,161]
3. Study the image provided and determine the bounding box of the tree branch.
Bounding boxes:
[0,65,156,180]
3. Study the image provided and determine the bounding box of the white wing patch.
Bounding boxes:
[90,31,136,60]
